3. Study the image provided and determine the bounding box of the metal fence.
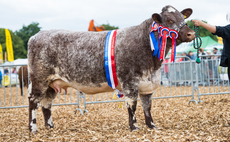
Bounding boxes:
[0,64,82,112]
[195,55,229,103]
[0,56,229,115]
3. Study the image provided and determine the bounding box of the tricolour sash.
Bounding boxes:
[104,30,118,89]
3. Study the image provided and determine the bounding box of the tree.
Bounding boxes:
[101,23,119,30]
[0,28,27,60]
[187,20,217,41]
[15,22,41,50]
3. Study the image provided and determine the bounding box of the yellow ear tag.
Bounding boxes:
[184,15,187,19]
[113,92,117,100]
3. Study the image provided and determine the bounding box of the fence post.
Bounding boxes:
[82,92,88,114]
[188,60,198,105]
[195,61,203,103]
[74,90,84,115]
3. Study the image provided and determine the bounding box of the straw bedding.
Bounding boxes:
[0,87,230,141]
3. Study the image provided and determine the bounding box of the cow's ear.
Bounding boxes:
[181,8,193,19]
[152,13,162,24]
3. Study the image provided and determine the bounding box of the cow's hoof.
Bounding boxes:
[130,124,139,132]
[45,125,54,129]
[147,123,157,129]
[30,130,38,134]
[29,126,38,134]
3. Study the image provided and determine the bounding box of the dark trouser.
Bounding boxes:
[221,57,230,81]
[228,67,230,81]
[228,58,230,81]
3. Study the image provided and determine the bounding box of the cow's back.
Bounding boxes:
[28,30,111,87]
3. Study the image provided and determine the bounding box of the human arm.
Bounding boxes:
[192,20,216,33]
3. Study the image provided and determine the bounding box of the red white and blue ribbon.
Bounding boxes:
[149,22,159,51]
[104,30,118,89]
[169,30,179,62]
[149,22,159,54]
[150,22,180,62]
[159,27,169,61]
[104,30,124,98]
[157,25,163,58]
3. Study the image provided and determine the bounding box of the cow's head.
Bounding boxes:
[152,5,195,42]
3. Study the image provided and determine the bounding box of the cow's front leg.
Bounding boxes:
[139,93,156,129]
[28,97,39,134]
[124,90,138,131]
[120,75,139,131]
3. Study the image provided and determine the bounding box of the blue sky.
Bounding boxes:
[0,0,229,32]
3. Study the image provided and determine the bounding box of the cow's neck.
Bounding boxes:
[139,18,174,70]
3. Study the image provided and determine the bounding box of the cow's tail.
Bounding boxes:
[27,82,32,98]
[27,35,37,75]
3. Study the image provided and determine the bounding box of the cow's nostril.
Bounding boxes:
[187,31,195,40]
[187,32,193,37]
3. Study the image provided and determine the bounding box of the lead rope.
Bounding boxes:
[193,24,202,63]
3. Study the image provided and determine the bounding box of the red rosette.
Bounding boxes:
[158,25,163,37]
[151,22,159,32]
[160,27,170,37]
[169,29,179,39]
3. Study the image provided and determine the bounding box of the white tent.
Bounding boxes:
[0,59,28,86]
[1,58,28,72]
[2,58,28,66]
[12,59,28,65]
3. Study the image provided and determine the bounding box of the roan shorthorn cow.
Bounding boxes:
[27,5,195,133]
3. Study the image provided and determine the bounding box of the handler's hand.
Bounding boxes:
[192,19,216,33]
[192,20,203,26]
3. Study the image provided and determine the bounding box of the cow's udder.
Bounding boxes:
[49,79,70,93]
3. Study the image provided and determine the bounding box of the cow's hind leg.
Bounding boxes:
[41,87,57,129]
[28,83,43,134]
[139,93,156,129]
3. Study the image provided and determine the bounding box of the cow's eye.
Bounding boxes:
[168,20,174,23]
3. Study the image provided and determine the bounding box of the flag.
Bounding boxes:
[5,29,14,62]
[0,43,3,63]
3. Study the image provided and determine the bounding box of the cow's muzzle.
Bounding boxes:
[186,31,195,42]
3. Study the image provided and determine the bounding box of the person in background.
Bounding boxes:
[199,48,207,83]
[193,20,230,80]
[220,49,223,54]
[199,48,206,59]
[187,51,196,60]
[206,50,212,59]
[212,47,221,78]
[163,59,170,79]
[212,47,221,59]
[182,51,189,61]
[175,53,182,83]
[206,50,213,81]
[175,53,183,62]
[4,67,9,75]
[12,67,17,74]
